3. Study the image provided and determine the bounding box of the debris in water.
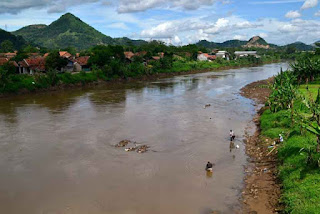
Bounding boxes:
[137,145,149,153]
[125,147,136,152]
[115,140,131,147]
[204,104,211,109]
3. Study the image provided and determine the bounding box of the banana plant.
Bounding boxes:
[302,88,320,152]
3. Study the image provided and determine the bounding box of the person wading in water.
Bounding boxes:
[230,130,235,141]
[206,161,213,171]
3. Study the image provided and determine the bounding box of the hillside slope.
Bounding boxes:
[14,13,116,50]
[0,29,27,50]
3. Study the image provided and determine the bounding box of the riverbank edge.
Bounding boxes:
[240,78,283,214]
[0,60,281,98]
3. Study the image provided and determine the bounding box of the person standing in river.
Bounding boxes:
[230,130,235,141]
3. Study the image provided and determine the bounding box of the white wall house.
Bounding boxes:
[197,53,208,61]
[215,51,230,60]
[234,51,259,59]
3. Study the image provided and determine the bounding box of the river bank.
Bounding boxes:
[0,60,280,98]
[240,78,282,214]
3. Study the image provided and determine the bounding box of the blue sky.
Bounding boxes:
[0,0,319,45]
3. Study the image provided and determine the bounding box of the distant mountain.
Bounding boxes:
[0,29,27,50]
[243,36,270,49]
[284,42,314,51]
[13,13,146,50]
[114,37,147,46]
[196,36,315,51]
[196,39,247,49]
[220,39,247,48]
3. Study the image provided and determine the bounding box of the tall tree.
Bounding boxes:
[1,40,14,52]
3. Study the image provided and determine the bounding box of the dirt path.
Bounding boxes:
[240,78,282,214]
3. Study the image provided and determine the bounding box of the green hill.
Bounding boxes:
[196,39,247,49]
[13,13,117,50]
[0,29,27,50]
[114,37,147,46]
[220,39,247,48]
[284,42,314,51]
[196,36,315,51]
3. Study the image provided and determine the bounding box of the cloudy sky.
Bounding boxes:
[0,0,319,45]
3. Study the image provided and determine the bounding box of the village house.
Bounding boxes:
[0,57,9,66]
[61,58,76,72]
[215,51,230,60]
[124,51,135,60]
[73,56,90,72]
[234,51,259,59]
[197,53,216,61]
[59,51,72,59]
[18,57,46,74]
[124,51,135,63]
[0,52,17,59]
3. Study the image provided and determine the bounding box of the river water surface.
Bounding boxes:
[0,63,288,214]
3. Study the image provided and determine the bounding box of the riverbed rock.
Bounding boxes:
[137,145,149,153]
[115,140,131,147]
[125,147,136,152]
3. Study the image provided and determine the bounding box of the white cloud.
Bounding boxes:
[107,22,129,30]
[285,10,301,18]
[250,0,304,4]
[140,15,261,44]
[259,32,268,38]
[278,23,299,32]
[0,0,100,14]
[301,0,318,9]
[233,35,247,40]
[315,10,320,16]
[117,0,217,13]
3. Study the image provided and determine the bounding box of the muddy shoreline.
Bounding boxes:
[0,61,280,98]
[240,78,282,214]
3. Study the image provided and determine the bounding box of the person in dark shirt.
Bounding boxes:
[230,130,235,141]
[206,161,213,171]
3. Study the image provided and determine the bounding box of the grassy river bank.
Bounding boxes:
[241,79,320,213]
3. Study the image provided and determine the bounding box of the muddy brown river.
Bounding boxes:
[0,63,288,214]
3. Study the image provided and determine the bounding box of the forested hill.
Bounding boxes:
[0,29,28,51]
[196,36,314,51]
[13,13,146,50]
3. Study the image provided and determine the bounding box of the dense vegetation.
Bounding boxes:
[261,52,320,213]
[0,29,28,52]
[0,39,281,94]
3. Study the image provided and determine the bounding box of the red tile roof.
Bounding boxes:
[0,57,9,66]
[135,51,147,57]
[21,57,46,71]
[5,52,17,59]
[124,51,135,59]
[202,53,216,60]
[74,56,90,66]
[59,51,72,58]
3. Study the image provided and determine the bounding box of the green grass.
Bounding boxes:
[260,89,320,213]
[299,84,320,100]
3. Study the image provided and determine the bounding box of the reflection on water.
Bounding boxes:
[0,63,288,214]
